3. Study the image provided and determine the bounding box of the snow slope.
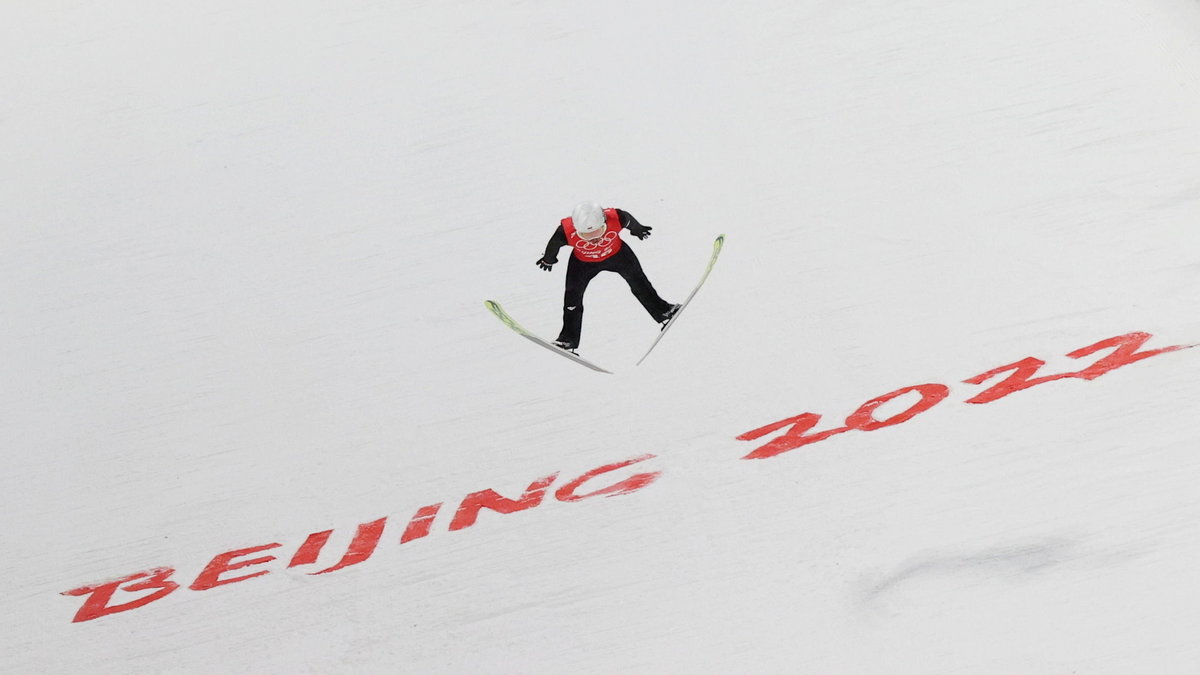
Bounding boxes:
[3,0,1200,672]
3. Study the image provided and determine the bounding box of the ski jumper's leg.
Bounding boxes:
[612,247,674,322]
[557,256,601,348]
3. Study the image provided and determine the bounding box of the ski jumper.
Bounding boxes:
[541,208,673,349]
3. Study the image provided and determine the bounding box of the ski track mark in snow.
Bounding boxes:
[862,536,1081,601]
[857,535,1141,605]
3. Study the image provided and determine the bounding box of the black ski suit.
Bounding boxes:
[538,209,674,349]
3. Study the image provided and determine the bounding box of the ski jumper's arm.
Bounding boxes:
[617,209,652,239]
[539,225,568,264]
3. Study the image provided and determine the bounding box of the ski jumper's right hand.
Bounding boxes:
[536,257,555,271]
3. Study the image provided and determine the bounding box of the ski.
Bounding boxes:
[636,234,725,366]
[484,300,613,374]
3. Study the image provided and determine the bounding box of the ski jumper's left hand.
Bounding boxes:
[618,209,652,240]
[627,223,652,240]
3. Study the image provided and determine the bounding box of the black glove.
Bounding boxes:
[628,224,653,240]
[536,257,555,271]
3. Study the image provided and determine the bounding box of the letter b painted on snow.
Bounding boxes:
[62,567,180,623]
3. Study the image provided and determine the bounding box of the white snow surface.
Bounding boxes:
[4,1,1200,672]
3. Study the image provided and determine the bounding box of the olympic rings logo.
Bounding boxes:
[576,230,619,250]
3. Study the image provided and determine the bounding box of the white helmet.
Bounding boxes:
[572,201,606,236]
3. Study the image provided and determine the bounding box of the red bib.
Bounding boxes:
[562,208,623,262]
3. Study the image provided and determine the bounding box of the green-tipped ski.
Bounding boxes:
[484,300,613,374]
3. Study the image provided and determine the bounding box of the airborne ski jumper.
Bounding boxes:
[536,202,679,351]
[484,207,723,371]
